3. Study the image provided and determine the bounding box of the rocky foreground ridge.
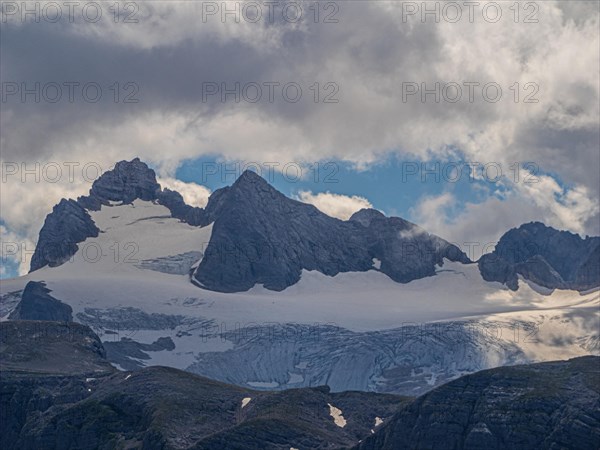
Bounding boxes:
[1,320,598,449]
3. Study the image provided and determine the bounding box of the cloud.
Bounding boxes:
[409,182,599,261]
[158,177,211,208]
[296,191,373,220]
[515,172,599,235]
[408,192,457,236]
[0,167,92,262]
[0,1,598,253]
[0,224,33,276]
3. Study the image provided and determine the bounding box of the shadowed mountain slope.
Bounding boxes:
[356,355,600,450]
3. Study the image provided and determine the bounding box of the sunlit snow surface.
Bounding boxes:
[1,201,598,394]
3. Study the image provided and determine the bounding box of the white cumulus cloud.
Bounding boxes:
[158,177,211,208]
[297,191,373,220]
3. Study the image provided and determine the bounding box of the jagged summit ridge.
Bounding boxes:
[78,157,160,210]
[30,199,100,271]
[192,170,470,291]
[349,208,386,227]
[31,159,213,271]
[478,222,600,291]
[30,157,599,294]
[30,158,471,291]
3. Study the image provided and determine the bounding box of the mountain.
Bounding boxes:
[31,158,470,292]
[357,356,600,450]
[0,320,114,375]
[2,321,597,449]
[30,198,100,272]
[30,158,600,293]
[0,320,408,450]
[8,281,73,322]
[2,157,597,398]
[478,222,600,291]
[192,170,469,292]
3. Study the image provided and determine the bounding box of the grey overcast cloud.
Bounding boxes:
[1,1,599,272]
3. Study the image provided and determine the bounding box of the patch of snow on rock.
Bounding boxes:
[328,403,347,428]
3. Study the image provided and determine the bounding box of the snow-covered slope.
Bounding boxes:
[50,200,213,276]
[1,200,598,395]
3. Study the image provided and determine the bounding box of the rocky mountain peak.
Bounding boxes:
[86,158,160,206]
[33,158,600,294]
[478,222,600,291]
[350,208,386,226]
[228,169,281,199]
[236,169,265,183]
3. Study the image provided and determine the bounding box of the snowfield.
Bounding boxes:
[1,201,598,394]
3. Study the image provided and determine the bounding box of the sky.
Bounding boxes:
[1,1,599,278]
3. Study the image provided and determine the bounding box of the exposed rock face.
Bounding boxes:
[31,158,214,272]
[31,159,165,271]
[103,336,177,371]
[349,208,470,283]
[31,159,471,292]
[193,170,469,292]
[3,321,598,450]
[0,320,113,375]
[8,281,73,322]
[29,199,99,271]
[478,222,600,291]
[35,158,599,294]
[156,187,208,225]
[76,157,161,210]
[30,157,164,271]
[357,356,600,450]
[27,157,600,291]
[2,367,406,450]
[0,321,407,450]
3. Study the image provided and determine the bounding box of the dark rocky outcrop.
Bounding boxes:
[3,321,598,449]
[8,281,72,322]
[31,158,171,271]
[29,199,99,271]
[31,158,470,292]
[192,170,469,292]
[0,321,407,449]
[357,356,600,450]
[349,208,470,284]
[29,157,599,293]
[76,157,161,210]
[31,159,214,272]
[103,336,176,371]
[478,222,600,291]
[0,320,113,375]
[5,367,406,450]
